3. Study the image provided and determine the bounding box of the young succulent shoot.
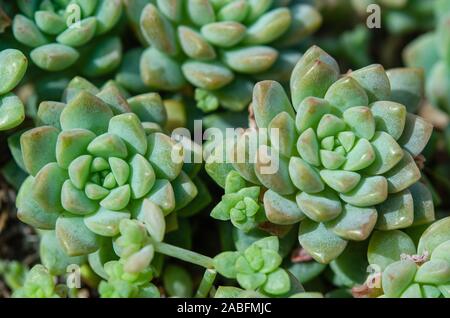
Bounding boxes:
[0,48,27,131]
[11,0,123,73]
[361,217,450,298]
[211,170,266,232]
[138,0,322,112]
[10,77,205,274]
[12,264,64,298]
[206,45,435,265]
[99,219,160,298]
[213,236,291,296]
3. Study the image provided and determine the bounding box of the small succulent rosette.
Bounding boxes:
[214,236,300,296]
[12,264,63,298]
[11,0,123,75]
[10,77,207,275]
[206,45,435,264]
[361,217,450,298]
[98,219,160,298]
[138,0,322,112]
[0,48,27,131]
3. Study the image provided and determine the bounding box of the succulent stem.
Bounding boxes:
[195,269,217,298]
[150,239,214,269]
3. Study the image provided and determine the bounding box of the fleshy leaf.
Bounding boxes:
[108,113,147,155]
[84,207,130,237]
[263,190,305,225]
[61,180,98,215]
[298,220,348,264]
[56,214,99,256]
[329,204,377,241]
[296,189,342,222]
[56,129,96,169]
[375,189,414,230]
[20,126,59,176]
[60,91,113,135]
[368,230,416,270]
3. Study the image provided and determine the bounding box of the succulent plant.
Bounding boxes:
[211,170,266,232]
[11,0,123,73]
[98,219,160,298]
[214,236,291,296]
[206,45,435,264]
[10,76,203,264]
[362,217,450,298]
[12,264,62,298]
[138,0,322,112]
[0,48,27,130]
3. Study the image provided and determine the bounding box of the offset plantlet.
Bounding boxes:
[138,0,321,112]
[11,0,123,73]
[361,217,450,298]
[11,77,205,270]
[99,219,160,298]
[211,170,266,232]
[12,265,63,298]
[206,45,435,264]
[0,48,27,130]
[214,236,291,296]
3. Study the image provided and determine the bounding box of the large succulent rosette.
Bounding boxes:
[206,46,435,264]
[11,0,123,74]
[10,77,205,274]
[138,0,321,112]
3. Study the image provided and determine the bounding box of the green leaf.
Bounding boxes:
[108,113,147,155]
[213,251,240,279]
[262,268,290,296]
[298,220,348,264]
[368,230,416,270]
[56,214,99,256]
[60,91,113,135]
[56,129,96,169]
[20,126,59,176]
[84,207,130,237]
[375,189,414,230]
[16,177,59,229]
[61,180,98,215]
[382,260,417,298]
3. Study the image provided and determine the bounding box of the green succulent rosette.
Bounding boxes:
[211,170,266,232]
[213,236,293,296]
[11,0,123,73]
[206,45,435,264]
[98,219,160,298]
[362,217,450,298]
[0,48,27,130]
[12,264,62,298]
[10,76,202,268]
[138,0,322,112]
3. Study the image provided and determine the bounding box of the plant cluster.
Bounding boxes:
[0,0,449,300]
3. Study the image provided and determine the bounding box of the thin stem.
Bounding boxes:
[195,269,217,298]
[151,239,214,269]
